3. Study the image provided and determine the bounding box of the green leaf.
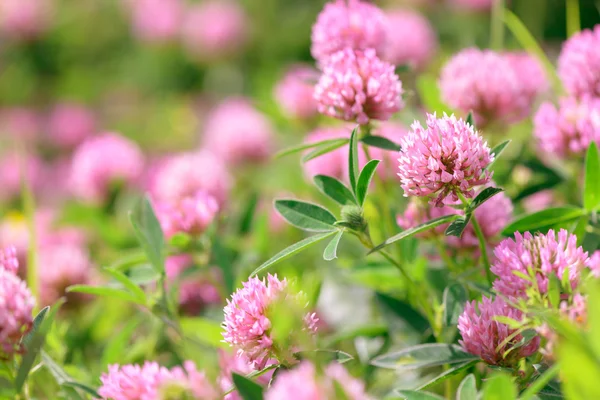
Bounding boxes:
[274,199,337,232]
[249,231,337,277]
[466,112,475,128]
[323,230,344,261]
[557,339,600,399]
[20,306,49,349]
[275,138,348,159]
[324,324,388,346]
[295,349,354,364]
[457,374,478,400]
[587,280,600,358]
[232,373,264,400]
[416,360,478,390]
[349,127,360,193]
[103,268,147,305]
[15,301,63,392]
[443,284,468,326]
[360,135,401,151]
[502,10,563,94]
[502,206,585,235]
[482,373,517,400]
[356,159,381,206]
[313,175,356,206]
[129,196,165,273]
[519,364,560,400]
[395,390,444,400]
[67,285,146,305]
[41,352,85,400]
[468,187,503,212]
[371,344,478,370]
[369,214,460,254]
[416,74,454,114]
[375,293,431,336]
[547,274,561,308]
[168,232,192,250]
[584,142,600,211]
[302,139,350,163]
[102,318,141,367]
[445,215,471,238]
[239,193,259,234]
[62,381,100,398]
[487,140,511,170]
[180,317,228,348]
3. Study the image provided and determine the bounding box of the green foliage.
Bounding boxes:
[371,344,478,370]
[584,142,600,211]
[274,199,337,232]
[313,175,357,206]
[129,196,165,274]
[232,373,264,400]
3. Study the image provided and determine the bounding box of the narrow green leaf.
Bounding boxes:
[360,135,401,151]
[41,352,85,400]
[250,231,337,277]
[232,373,264,400]
[274,200,337,232]
[295,349,354,364]
[349,127,360,193]
[482,373,517,400]
[468,187,503,212]
[62,381,100,398]
[313,175,356,206]
[443,284,468,326]
[503,10,563,94]
[457,374,477,400]
[323,230,344,261]
[67,285,146,305]
[502,206,585,235]
[15,301,63,392]
[547,274,561,308]
[356,159,381,206]
[395,390,444,400]
[102,318,141,366]
[371,344,478,370]
[487,140,511,170]
[129,196,164,273]
[466,112,475,128]
[376,293,431,336]
[302,139,349,163]
[275,138,348,159]
[369,215,460,254]
[239,192,258,234]
[445,215,471,238]
[20,306,49,349]
[104,268,147,304]
[584,142,600,211]
[417,360,478,390]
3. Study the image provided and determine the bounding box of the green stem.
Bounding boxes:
[491,0,505,50]
[456,192,493,286]
[566,0,580,37]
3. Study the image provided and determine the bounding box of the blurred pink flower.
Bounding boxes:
[161,361,220,399]
[383,9,438,70]
[222,274,317,369]
[0,107,41,142]
[314,48,404,125]
[0,0,52,40]
[165,255,222,315]
[154,191,219,238]
[218,351,275,400]
[311,0,388,64]
[0,246,18,274]
[558,25,600,98]
[202,98,273,166]
[150,151,231,207]
[440,48,546,127]
[534,96,600,158]
[38,243,93,307]
[266,361,371,400]
[491,229,590,299]
[398,113,493,206]
[274,65,320,120]
[181,1,247,60]
[458,296,539,366]
[126,0,182,43]
[46,103,96,149]
[69,133,144,203]
[522,190,554,213]
[0,152,43,202]
[0,268,34,359]
[98,361,173,400]
[369,121,408,180]
[448,0,494,11]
